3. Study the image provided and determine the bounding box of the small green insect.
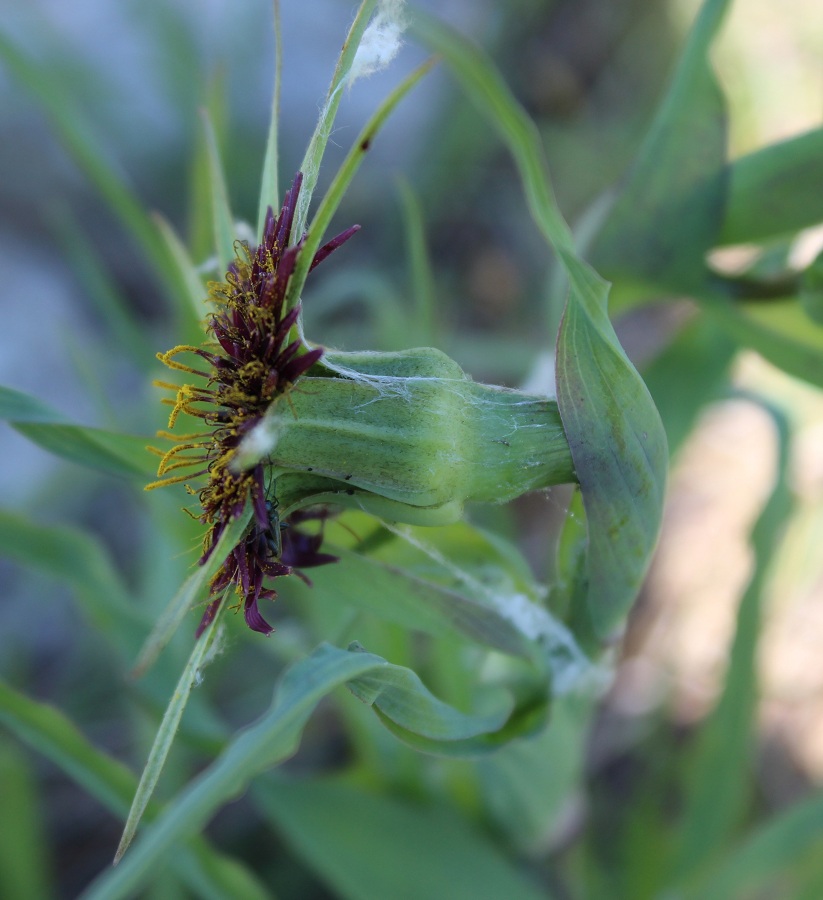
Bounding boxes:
[263,489,289,559]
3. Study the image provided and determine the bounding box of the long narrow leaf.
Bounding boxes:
[0,740,53,898]
[720,127,823,246]
[130,506,252,678]
[588,0,732,305]
[414,13,668,638]
[699,294,823,388]
[257,0,283,236]
[0,36,172,288]
[115,600,228,863]
[82,642,545,899]
[345,642,520,757]
[153,213,208,328]
[0,680,269,900]
[256,777,550,900]
[292,0,379,238]
[305,546,538,662]
[0,509,140,651]
[285,58,434,315]
[52,212,155,369]
[642,316,736,457]
[12,422,153,479]
[0,385,67,424]
[668,398,793,884]
[0,680,139,819]
[684,790,823,900]
[376,520,596,689]
[398,177,438,344]
[201,110,236,275]
[1,385,154,478]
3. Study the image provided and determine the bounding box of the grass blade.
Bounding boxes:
[0,679,139,817]
[720,127,823,246]
[1,384,155,478]
[0,739,54,899]
[285,58,435,315]
[52,211,155,370]
[130,506,252,678]
[115,600,227,863]
[256,777,550,900]
[685,791,823,900]
[0,509,140,652]
[292,0,379,238]
[0,679,269,899]
[414,12,667,638]
[398,177,438,345]
[699,294,823,388]
[668,398,793,884]
[0,35,172,289]
[153,213,208,331]
[200,110,236,276]
[257,0,282,236]
[0,385,67,423]
[11,422,153,479]
[589,0,732,306]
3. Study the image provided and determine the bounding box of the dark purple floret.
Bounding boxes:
[149,172,357,636]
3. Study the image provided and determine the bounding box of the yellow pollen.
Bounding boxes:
[168,384,197,429]
[157,346,211,378]
[157,456,209,476]
[144,469,208,491]
[156,429,211,441]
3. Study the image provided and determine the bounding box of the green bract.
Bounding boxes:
[235,347,576,525]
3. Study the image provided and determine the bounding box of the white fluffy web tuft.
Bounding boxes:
[349,0,407,85]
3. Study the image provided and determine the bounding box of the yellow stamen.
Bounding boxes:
[156,346,211,378]
[168,384,196,429]
[158,457,209,476]
[156,429,211,441]
[144,469,208,491]
[156,441,210,475]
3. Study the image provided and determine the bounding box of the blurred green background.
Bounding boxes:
[1,0,823,896]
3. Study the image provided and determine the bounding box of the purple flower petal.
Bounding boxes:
[244,595,275,635]
[310,224,361,270]
[154,170,353,640]
[279,345,323,383]
[196,594,224,638]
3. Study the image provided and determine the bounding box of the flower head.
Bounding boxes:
[147,173,357,635]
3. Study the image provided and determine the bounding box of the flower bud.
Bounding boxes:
[240,346,576,524]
